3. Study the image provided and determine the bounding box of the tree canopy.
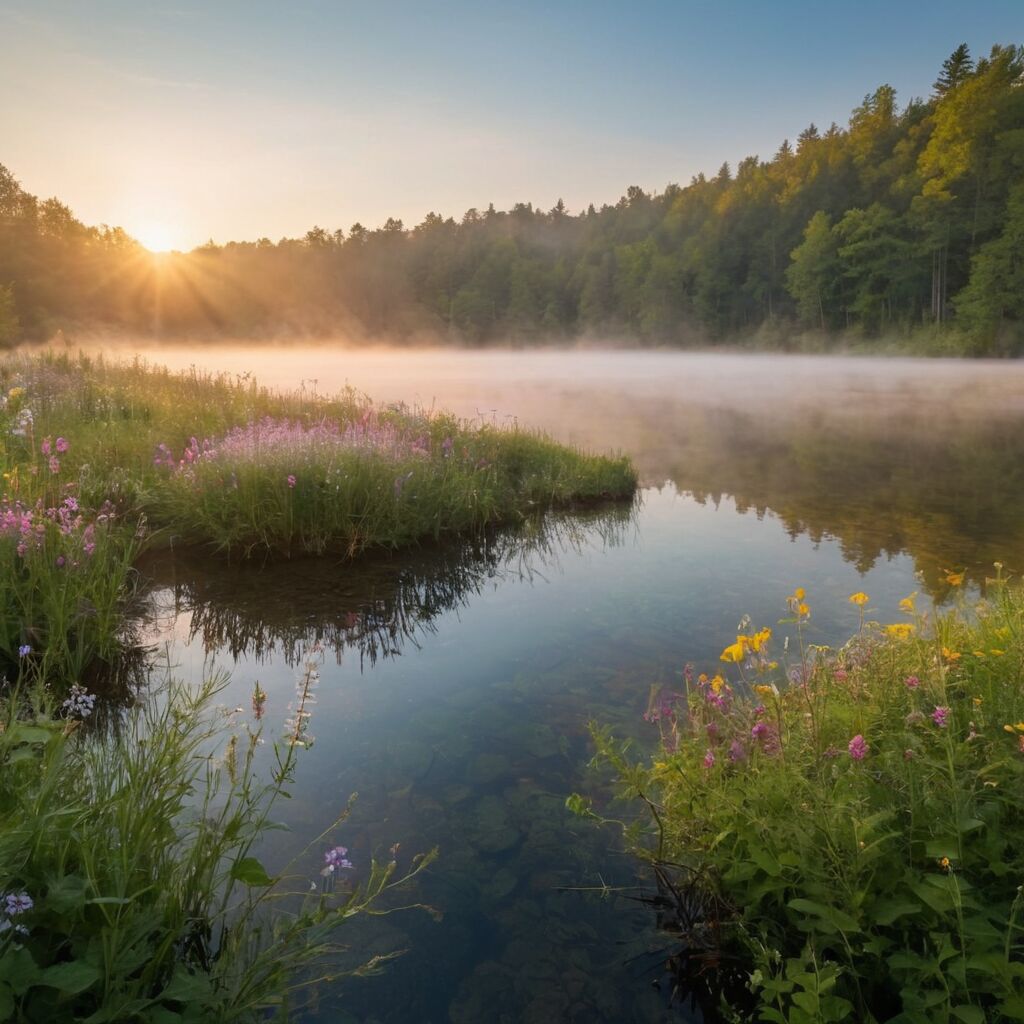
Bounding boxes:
[2,43,1023,353]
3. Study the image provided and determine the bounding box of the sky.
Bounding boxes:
[2,0,1022,251]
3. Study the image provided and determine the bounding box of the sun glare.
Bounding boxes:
[134,221,183,253]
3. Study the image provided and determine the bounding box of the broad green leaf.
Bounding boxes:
[230,856,274,887]
[38,960,101,994]
[871,899,921,925]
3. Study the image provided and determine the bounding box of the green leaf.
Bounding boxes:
[871,899,921,926]
[951,1007,985,1024]
[230,856,274,887]
[787,898,861,934]
[160,968,213,1004]
[45,873,90,915]
[38,960,101,994]
[0,983,13,1021]
[0,947,40,994]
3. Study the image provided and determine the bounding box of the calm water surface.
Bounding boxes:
[130,350,1024,1023]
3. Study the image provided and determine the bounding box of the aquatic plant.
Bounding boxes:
[578,571,1024,1021]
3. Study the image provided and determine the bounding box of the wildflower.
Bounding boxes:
[885,623,915,640]
[48,456,60,474]
[939,857,951,872]
[903,749,914,761]
[720,639,745,663]
[702,749,715,769]
[753,684,775,698]
[941,647,962,663]
[833,668,848,682]
[1005,723,1024,734]
[61,684,97,719]
[17,645,30,658]
[849,592,869,607]
[848,734,868,760]
[931,705,950,728]
[906,710,926,727]
[822,745,840,759]
[322,846,354,874]
[899,593,917,613]
[904,675,920,689]
[40,437,51,456]
[727,739,746,763]
[286,474,297,488]
[55,437,69,453]
[3,892,32,916]
[252,682,267,720]
[944,570,965,587]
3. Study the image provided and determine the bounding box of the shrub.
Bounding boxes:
[580,571,1024,1022]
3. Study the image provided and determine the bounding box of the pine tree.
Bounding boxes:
[934,44,974,95]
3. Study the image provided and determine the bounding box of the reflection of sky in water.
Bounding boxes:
[142,486,926,1022]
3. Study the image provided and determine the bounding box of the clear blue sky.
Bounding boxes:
[2,0,1021,249]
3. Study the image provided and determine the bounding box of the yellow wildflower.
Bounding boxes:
[991,648,1006,657]
[797,602,810,617]
[1003,723,1024,734]
[884,623,915,640]
[753,684,775,697]
[941,647,962,663]
[899,593,917,613]
[710,675,725,694]
[849,592,869,607]
[972,650,986,659]
[720,640,745,663]
[972,697,983,706]
[793,587,805,601]
[944,570,965,587]
[7,386,24,401]
[939,857,951,872]
[746,627,772,652]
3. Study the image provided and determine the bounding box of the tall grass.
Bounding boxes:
[580,572,1024,1022]
[0,663,437,1022]
[0,350,635,685]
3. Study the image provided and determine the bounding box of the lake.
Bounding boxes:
[127,348,1024,1022]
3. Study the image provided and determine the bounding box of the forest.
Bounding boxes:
[1,43,1022,353]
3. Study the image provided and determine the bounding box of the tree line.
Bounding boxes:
[1,43,1022,352]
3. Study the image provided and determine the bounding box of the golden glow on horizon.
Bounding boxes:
[133,221,185,254]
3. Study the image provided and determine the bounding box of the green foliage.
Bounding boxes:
[0,673,439,1022]
[2,44,1024,351]
[0,352,634,684]
[0,285,18,346]
[588,577,1024,1021]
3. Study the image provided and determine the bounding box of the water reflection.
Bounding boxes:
[138,504,635,668]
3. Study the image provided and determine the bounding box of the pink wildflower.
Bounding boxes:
[702,749,715,769]
[848,734,868,760]
[40,437,51,456]
[904,675,920,689]
[932,705,950,728]
[287,474,297,488]
[55,437,69,453]
[48,456,60,474]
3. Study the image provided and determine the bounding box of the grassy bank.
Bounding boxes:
[0,664,437,1022]
[580,574,1024,1022]
[0,350,635,688]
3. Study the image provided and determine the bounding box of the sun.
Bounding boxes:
[133,221,184,253]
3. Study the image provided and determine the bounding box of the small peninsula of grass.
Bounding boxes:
[0,350,635,686]
[580,574,1024,1022]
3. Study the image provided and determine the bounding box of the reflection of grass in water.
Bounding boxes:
[137,501,637,667]
[0,351,635,690]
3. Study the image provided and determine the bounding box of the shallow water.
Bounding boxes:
[131,348,1024,1022]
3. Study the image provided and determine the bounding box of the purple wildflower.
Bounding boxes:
[48,456,60,474]
[702,749,715,769]
[727,739,747,763]
[61,684,97,719]
[904,675,920,689]
[55,437,69,454]
[322,846,354,873]
[932,705,950,728]
[3,892,32,916]
[848,734,868,760]
[17,645,30,658]
[286,474,296,488]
